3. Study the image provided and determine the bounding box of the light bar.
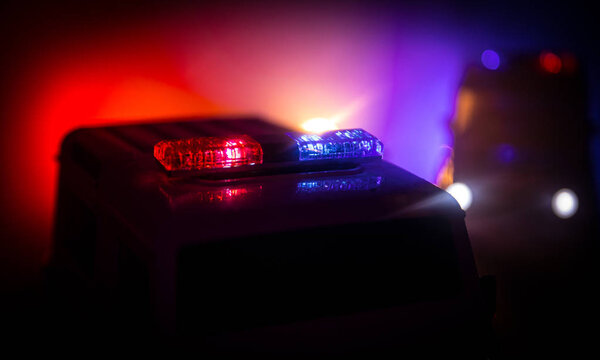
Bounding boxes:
[154,135,263,172]
[287,129,383,161]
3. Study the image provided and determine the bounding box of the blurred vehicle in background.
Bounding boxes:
[439,51,598,356]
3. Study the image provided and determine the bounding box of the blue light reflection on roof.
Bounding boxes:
[287,129,383,161]
[297,176,382,194]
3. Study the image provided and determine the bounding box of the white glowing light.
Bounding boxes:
[301,118,338,133]
[446,182,473,210]
[552,188,578,219]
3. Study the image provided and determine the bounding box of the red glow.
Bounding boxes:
[539,52,562,74]
[2,4,400,271]
[191,185,262,203]
[162,184,263,206]
[561,52,578,74]
[2,24,225,259]
[154,135,263,171]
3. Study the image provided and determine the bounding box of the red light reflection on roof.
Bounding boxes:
[160,184,263,207]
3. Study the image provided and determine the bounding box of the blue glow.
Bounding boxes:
[297,176,382,194]
[288,129,383,161]
[481,49,500,70]
[496,143,516,163]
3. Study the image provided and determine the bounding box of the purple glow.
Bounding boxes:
[496,143,516,164]
[175,7,468,183]
[382,39,465,182]
[481,49,500,70]
[166,6,599,191]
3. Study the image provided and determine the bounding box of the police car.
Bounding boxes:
[51,118,489,356]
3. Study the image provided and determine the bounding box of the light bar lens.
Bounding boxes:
[287,129,383,161]
[154,135,263,172]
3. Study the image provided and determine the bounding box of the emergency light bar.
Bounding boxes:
[287,129,384,161]
[153,128,383,175]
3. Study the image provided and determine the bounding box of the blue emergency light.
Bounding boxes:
[287,128,383,161]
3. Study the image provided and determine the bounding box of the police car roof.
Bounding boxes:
[59,118,462,246]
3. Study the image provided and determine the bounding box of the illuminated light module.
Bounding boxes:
[154,135,263,172]
[287,129,383,161]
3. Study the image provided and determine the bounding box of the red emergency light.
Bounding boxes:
[153,135,263,171]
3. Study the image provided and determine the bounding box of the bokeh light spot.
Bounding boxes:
[560,52,578,73]
[496,143,516,164]
[481,49,500,70]
[552,188,578,219]
[540,51,562,74]
[446,182,473,210]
